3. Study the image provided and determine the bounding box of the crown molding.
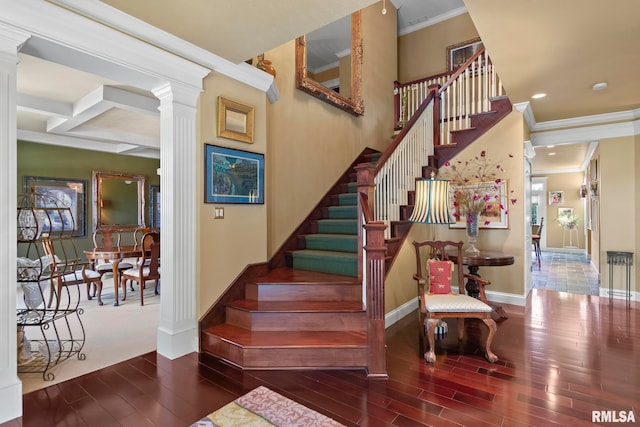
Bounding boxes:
[531,118,638,147]
[515,99,639,148]
[2,0,209,93]
[513,101,537,130]
[49,0,279,102]
[533,108,640,132]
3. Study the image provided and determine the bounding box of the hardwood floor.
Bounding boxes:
[6,289,639,426]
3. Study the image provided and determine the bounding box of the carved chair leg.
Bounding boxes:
[424,318,439,363]
[457,318,465,340]
[120,277,128,301]
[94,280,103,306]
[482,318,498,363]
[48,279,62,309]
[418,314,425,357]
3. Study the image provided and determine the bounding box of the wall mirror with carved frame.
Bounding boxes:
[295,11,364,116]
[92,171,146,232]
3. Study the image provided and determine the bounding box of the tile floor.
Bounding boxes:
[531,250,601,295]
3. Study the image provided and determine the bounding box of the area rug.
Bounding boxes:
[191,386,345,427]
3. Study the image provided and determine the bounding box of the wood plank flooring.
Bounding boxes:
[6,289,639,426]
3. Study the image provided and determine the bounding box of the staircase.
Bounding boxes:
[200,268,367,369]
[200,151,379,370]
[199,48,512,374]
[287,186,359,276]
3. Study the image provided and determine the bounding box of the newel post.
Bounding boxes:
[355,162,389,379]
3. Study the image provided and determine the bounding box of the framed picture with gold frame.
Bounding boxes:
[22,176,87,237]
[217,97,254,143]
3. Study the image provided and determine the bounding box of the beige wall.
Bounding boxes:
[386,111,527,306]
[599,135,636,293]
[196,76,268,317]
[440,112,526,294]
[265,3,397,256]
[195,3,398,318]
[398,13,478,82]
[542,172,586,250]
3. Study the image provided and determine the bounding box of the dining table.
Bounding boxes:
[84,245,144,306]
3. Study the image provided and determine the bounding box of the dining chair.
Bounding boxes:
[42,237,105,308]
[412,240,498,363]
[91,229,134,294]
[532,217,544,270]
[120,231,160,306]
[131,227,157,274]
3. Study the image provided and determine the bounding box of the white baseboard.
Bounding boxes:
[385,297,418,328]
[485,290,527,307]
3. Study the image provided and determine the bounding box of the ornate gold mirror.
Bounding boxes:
[295,11,363,116]
[92,171,146,231]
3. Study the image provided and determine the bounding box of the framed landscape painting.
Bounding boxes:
[23,176,87,237]
[204,144,264,204]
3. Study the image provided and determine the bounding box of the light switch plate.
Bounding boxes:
[214,207,224,219]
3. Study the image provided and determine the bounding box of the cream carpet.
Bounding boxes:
[18,272,159,394]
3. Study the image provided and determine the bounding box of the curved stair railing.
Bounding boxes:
[358,47,507,376]
[394,47,505,146]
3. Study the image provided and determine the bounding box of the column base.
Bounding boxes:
[157,325,197,360]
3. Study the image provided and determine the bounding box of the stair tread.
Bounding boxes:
[228,299,364,312]
[292,249,358,258]
[254,267,359,284]
[203,324,367,347]
[304,233,357,240]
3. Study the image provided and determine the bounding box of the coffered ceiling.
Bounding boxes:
[14,0,640,173]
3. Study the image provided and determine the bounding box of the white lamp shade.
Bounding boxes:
[408,178,454,224]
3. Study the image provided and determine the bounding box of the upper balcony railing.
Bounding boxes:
[394,47,504,147]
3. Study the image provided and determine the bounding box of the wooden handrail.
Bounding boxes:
[438,46,486,94]
[375,86,438,176]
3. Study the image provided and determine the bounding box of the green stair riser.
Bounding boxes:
[317,219,357,235]
[292,251,358,277]
[338,193,357,206]
[304,234,357,253]
[327,205,357,219]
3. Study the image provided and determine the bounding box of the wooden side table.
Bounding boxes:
[448,250,515,319]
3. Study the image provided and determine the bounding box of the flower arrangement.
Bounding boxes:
[556,210,578,229]
[440,150,518,225]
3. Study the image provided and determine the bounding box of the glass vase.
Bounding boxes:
[465,212,481,256]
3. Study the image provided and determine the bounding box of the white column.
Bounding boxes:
[153,83,200,359]
[0,26,31,423]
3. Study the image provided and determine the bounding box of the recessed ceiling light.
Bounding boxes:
[548,152,556,156]
[592,82,608,91]
[531,93,546,99]
[547,145,555,148]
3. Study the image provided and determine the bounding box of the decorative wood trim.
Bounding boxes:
[295,11,363,116]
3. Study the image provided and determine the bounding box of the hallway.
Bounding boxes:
[532,251,600,296]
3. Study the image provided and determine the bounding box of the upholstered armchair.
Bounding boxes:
[412,240,498,363]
